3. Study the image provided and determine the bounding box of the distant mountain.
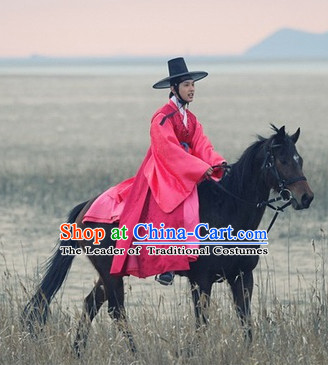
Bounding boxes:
[1,28,328,63]
[244,28,328,59]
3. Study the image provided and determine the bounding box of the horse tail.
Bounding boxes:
[22,200,88,332]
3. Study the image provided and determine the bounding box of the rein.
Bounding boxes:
[211,142,306,233]
[262,142,307,192]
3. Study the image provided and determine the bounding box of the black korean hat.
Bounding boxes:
[152,57,208,89]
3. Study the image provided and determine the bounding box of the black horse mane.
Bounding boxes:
[218,136,268,199]
[224,139,265,192]
[211,125,290,198]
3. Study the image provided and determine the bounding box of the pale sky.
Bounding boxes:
[1,0,328,57]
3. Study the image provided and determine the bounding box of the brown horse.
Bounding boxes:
[22,125,313,355]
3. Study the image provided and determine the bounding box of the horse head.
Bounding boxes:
[263,125,313,210]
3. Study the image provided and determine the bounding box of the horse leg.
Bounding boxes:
[77,255,136,353]
[189,276,213,329]
[228,270,254,342]
[105,275,137,353]
[74,216,136,352]
[73,279,107,357]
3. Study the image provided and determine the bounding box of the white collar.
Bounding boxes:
[170,95,188,127]
[171,95,185,113]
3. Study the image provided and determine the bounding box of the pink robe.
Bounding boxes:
[83,100,225,277]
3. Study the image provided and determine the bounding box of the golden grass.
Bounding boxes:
[1,237,328,365]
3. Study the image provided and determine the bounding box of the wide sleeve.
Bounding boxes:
[191,120,226,179]
[143,113,211,213]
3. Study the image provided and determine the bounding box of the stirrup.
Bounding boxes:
[155,271,175,286]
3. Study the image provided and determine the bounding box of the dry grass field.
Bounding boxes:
[0,63,328,364]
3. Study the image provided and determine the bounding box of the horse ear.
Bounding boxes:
[290,127,300,144]
[274,125,286,142]
[278,126,285,137]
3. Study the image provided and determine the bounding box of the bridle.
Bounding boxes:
[212,140,307,233]
[261,141,307,203]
